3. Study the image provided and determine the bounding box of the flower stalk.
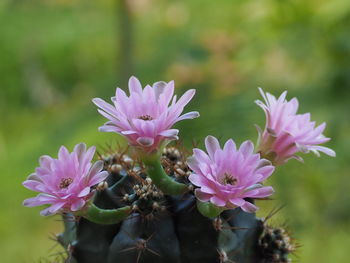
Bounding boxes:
[77,202,131,225]
[142,152,188,195]
[196,200,225,218]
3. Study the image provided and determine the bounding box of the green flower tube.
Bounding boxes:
[142,152,188,195]
[196,200,225,218]
[78,203,131,225]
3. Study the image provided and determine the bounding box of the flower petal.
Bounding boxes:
[23,194,56,207]
[244,186,274,198]
[229,198,245,207]
[205,135,221,160]
[177,111,200,121]
[136,137,154,147]
[153,81,168,100]
[48,202,66,214]
[310,145,336,157]
[241,201,258,213]
[210,196,226,207]
[239,141,254,157]
[71,199,86,212]
[194,189,212,202]
[88,171,109,187]
[128,76,143,94]
[78,187,91,197]
[158,129,179,138]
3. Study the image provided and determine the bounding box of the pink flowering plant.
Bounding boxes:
[23,143,107,216]
[92,76,199,153]
[256,88,336,165]
[22,76,334,263]
[188,136,274,213]
[23,143,131,224]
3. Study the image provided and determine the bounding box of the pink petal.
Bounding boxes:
[22,180,44,192]
[241,201,258,213]
[193,149,211,164]
[158,81,175,107]
[78,187,91,197]
[48,202,66,214]
[39,156,53,169]
[223,139,236,153]
[310,146,336,157]
[40,207,53,216]
[313,122,326,136]
[239,141,254,157]
[244,184,263,192]
[71,199,86,211]
[158,129,179,138]
[92,98,118,116]
[200,185,216,194]
[277,90,288,103]
[26,173,42,182]
[97,109,119,122]
[58,146,70,162]
[229,198,245,207]
[136,137,154,147]
[140,120,156,137]
[186,156,203,176]
[153,81,168,100]
[188,174,206,186]
[205,135,221,160]
[87,160,104,178]
[176,89,196,109]
[73,143,87,164]
[143,85,156,105]
[194,189,212,202]
[128,76,143,94]
[99,125,121,133]
[121,130,138,135]
[115,88,130,113]
[23,194,56,207]
[89,171,109,186]
[244,186,274,198]
[255,165,275,181]
[210,196,226,207]
[177,111,200,121]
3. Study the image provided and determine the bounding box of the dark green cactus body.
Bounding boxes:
[57,149,289,263]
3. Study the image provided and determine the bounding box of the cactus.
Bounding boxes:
[23,77,334,263]
[56,146,294,263]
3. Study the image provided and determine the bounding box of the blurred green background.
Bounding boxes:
[0,0,349,262]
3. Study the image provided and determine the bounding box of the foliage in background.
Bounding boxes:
[0,0,349,262]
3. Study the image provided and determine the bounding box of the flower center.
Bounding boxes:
[59,178,73,189]
[138,115,153,121]
[222,173,237,185]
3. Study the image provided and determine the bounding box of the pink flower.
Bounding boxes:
[188,136,275,213]
[256,88,336,165]
[92,76,199,153]
[23,143,108,216]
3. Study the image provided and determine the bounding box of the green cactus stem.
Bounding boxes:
[77,203,131,225]
[142,152,188,195]
[196,200,225,218]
